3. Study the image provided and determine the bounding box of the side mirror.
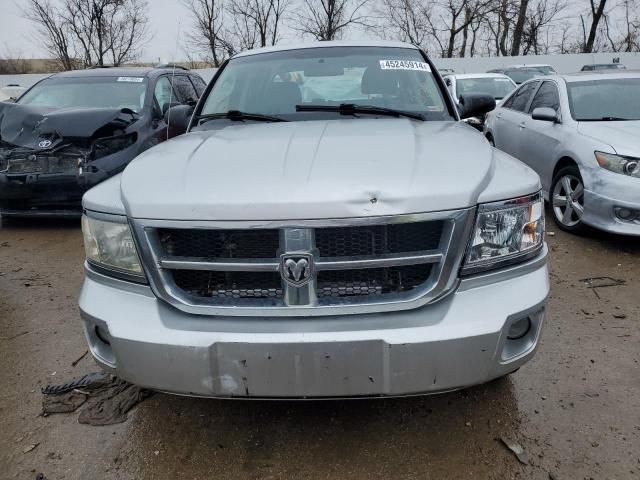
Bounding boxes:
[458,93,496,119]
[531,107,558,122]
[164,104,194,133]
[161,101,181,116]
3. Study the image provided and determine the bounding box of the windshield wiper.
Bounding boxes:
[194,110,288,124]
[578,116,634,121]
[296,103,425,121]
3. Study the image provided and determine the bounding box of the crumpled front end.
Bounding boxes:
[0,103,140,217]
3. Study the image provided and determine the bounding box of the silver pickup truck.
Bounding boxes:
[79,41,549,398]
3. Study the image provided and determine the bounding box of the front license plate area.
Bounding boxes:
[212,340,385,398]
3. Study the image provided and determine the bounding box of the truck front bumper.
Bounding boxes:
[79,248,549,398]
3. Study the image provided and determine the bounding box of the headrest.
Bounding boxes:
[361,66,399,95]
[264,82,302,114]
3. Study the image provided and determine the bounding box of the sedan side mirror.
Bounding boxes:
[458,93,496,119]
[164,104,195,133]
[531,107,558,122]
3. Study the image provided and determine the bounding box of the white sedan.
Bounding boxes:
[443,73,516,129]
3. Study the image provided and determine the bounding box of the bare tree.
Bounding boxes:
[24,0,150,69]
[375,0,434,48]
[228,0,288,47]
[23,0,76,70]
[182,0,234,66]
[295,0,370,40]
[509,0,529,55]
[604,0,640,51]
[61,0,150,66]
[437,0,493,58]
[521,0,566,54]
[581,0,609,52]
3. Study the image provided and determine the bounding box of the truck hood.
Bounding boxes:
[120,119,530,221]
[577,121,640,157]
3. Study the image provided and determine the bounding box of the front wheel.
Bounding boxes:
[550,166,587,234]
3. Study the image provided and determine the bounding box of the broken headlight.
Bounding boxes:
[82,214,145,282]
[462,192,544,275]
[595,151,640,178]
[93,133,137,160]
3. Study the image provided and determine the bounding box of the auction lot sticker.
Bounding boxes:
[117,77,145,83]
[379,60,431,72]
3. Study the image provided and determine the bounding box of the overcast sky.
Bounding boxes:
[0,0,209,62]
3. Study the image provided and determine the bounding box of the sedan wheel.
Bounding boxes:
[551,167,586,232]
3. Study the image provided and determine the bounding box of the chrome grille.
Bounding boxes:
[133,209,475,317]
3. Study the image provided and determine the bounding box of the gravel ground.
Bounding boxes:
[0,214,638,480]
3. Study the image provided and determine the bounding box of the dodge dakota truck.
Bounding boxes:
[79,41,549,398]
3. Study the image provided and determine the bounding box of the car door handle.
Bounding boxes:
[518,122,526,129]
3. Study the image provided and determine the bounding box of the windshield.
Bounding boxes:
[506,70,544,84]
[568,78,640,121]
[199,47,451,122]
[18,76,148,113]
[456,77,515,99]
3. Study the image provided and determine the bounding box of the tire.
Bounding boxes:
[550,165,588,234]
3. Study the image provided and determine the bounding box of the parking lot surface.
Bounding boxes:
[1,215,638,480]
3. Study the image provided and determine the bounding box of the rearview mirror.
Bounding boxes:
[458,93,496,119]
[164,104,194,133]
[531,107,558,122]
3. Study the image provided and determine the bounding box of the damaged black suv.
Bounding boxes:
[0,66,206,217]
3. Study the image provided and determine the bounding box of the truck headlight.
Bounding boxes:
[82,214,145,282]
[462,192,544,275]
[595,151,640,178]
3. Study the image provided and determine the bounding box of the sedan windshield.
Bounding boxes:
[568,78,640,121]
[199,47,452,122]
[18,76,148,113]
[456,77,515,99]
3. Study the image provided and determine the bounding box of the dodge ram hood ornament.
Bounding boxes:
[280,253,314,287]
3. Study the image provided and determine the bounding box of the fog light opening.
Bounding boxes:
[507,317,531,340]
[94,325,111,346]
[614,207,638,222]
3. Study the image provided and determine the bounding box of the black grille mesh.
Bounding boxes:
[317,264,433,298]
[158,229,280,259]
[315,221,443,258]
[172,270,283,299]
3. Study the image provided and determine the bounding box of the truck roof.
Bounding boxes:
[233,40,418,59]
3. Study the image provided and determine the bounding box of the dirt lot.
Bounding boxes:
[0,214,638,480]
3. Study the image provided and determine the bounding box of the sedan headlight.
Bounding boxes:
[93,133,137,160]
[82,214,145,282]
[463,193,544,275]
[595,151,640,178]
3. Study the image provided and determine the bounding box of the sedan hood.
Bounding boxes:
[121,119,511,220]
[578,121,640,156]
[0,102,139,150]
